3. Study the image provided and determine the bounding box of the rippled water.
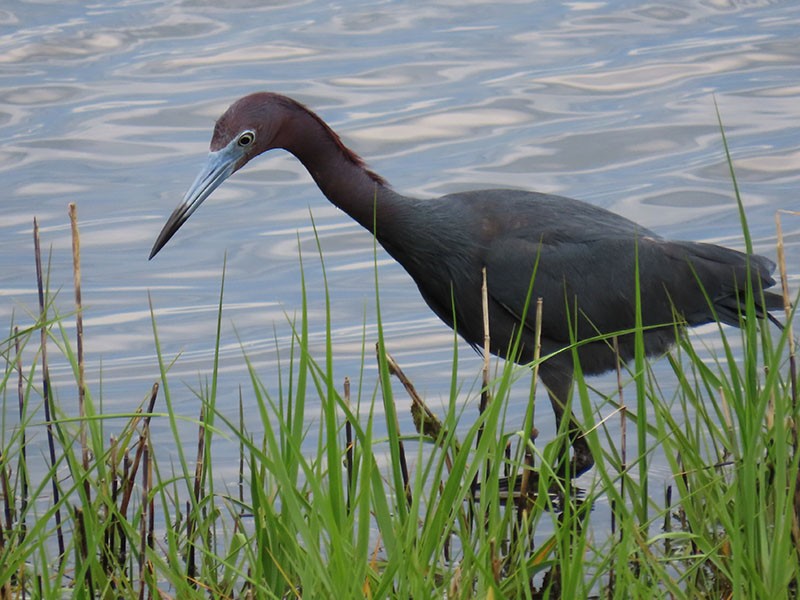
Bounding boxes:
[2,1,799,483]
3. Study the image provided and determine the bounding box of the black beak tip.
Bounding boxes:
[148,235,165,260]
[148,229,172,260]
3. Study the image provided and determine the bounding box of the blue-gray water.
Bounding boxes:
[2,1,799,493]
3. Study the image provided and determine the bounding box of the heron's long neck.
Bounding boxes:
[280,108,409,238]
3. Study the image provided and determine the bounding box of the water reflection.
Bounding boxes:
[0,1,798,490]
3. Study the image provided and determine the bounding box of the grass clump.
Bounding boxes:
[0,164,797,598]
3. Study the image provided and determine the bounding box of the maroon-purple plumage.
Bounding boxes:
[211,92,387,185]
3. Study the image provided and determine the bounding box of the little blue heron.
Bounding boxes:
[150,92,783,475]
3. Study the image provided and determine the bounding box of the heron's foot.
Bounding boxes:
[571,444,594,477]
[553,436,594,479]
[552,446,593,480]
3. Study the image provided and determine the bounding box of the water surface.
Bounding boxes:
[1,0,799,487]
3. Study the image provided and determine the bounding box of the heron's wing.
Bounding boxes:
[484,234,778,342]
[484,235,638,344]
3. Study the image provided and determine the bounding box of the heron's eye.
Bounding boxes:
[237,131,256,147]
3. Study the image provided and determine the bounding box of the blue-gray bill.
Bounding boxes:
[149,147,239,259]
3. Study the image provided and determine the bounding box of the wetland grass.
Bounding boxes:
[0,151,797,598]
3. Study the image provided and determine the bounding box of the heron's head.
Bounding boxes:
[149,93,291,259]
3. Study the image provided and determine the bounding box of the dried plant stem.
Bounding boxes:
[479,266,491,414]
[344,377,354,511]
[607,336,625,593]
[74,507,94,596]
[33,218,66,562]
[1,457,12,536]
[104,434,118,575]
[375,343,411,500]
[0,555,9,599]
[776,210,800,554]
[116,383,159,573]
[775,210,797,417]
[68,203,90,490]
[187,405,206,583]
[476,267,492,499]
[147,451,155,591]
[120,383,160,517]
[138,443,152,600]
[121,451,131,561]
[386,352,453,465]
[518,298,543,510]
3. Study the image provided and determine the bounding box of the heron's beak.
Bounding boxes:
[149,144,241,259]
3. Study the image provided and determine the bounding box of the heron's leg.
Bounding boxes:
[539,368,593,477]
